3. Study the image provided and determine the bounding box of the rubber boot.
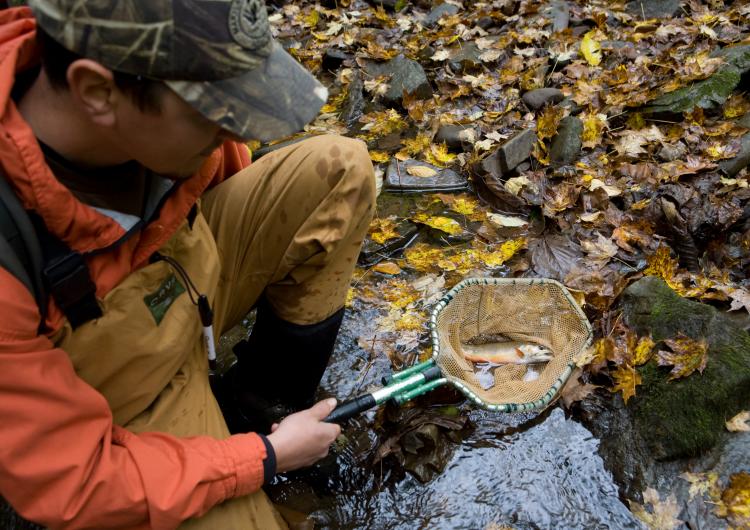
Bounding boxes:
[219,297,344,434]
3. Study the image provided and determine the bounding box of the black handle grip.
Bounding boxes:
[324,394,376,423]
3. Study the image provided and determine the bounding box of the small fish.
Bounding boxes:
[462,342,553,365]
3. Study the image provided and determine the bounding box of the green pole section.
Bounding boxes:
[392,378,448,405]
[385,359,435,384]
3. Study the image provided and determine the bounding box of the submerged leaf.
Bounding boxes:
[629,488,683,530]
[716,472,750,528]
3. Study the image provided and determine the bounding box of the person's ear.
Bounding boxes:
[66,59,119,127]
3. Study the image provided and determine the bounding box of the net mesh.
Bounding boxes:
[433,278,591,407]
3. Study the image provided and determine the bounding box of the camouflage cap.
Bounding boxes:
[27,0,328,141]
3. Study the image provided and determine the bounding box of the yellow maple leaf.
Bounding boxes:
[395,310,424,331]
[611,364,641,403]
[412,213,463,235]
[372,262,402,275]
[481,238,527,267]
[633,336,655,366]
[643,245,683,292]
[537,105,564,140]
[681,471,721,502]
[629,488,683,530]
[716,472,750,528]
[369,150,391,163]
[369,217,401,245]
[404,243,445,272]
[580,31,602,66]
[399,133,432,158]
[581,113,607,149]
[382,279,419,309]
[657,334,708,380]
[427,143,457,167]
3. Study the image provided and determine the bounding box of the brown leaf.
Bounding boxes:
[657,334,708,381]
[629,488,683,530]
[559,369,599,409]
[372,262,403,275]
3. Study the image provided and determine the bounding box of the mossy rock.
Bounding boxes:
[641,66,741,114]
[622,277,750,460]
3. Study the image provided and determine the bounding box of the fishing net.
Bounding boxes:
[430,278,592,412]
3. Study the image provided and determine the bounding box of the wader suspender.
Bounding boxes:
[0,171,101,330]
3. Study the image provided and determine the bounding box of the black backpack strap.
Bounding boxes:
[29,213,102,329]
[0,174,48,325]
[0,170,101,330]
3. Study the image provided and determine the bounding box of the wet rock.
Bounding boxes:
[366,55,432,106]
[626,0,681,19]
[435,124,476,152]
[737,112,750,129]
[550,116,583,165]
[340,69,365,129]
[423,2,459,27]
[658,141,687,162]
[447,42,482,73]
[547,0,569,32]
[522,88,564,110]
[385,159,467,192]
[476,16,495,31]
[322,48,352,72]
[623,276,750,459]
[642,46,750,114]
[482,129,537,177]
[359,222,419,266]
[719,133,750,177]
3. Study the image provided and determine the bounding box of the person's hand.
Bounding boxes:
[266,398,341,473]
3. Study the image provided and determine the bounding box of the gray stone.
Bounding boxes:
[366,55,432,106]
[626,0,681,19]
[550,116,583,165]
[522,88,564,110]
[719,133,750,177]
[435,124,476,152]
[385,159,467,192]
[658,142,687,162]
[322,48,352,72]
[340,69,365,128]
[482,129,537,176]
[548,1,569,32]
[423,2,459,27]
[448,42,482,72]
[623,276,750,459]
[737,112,750,130]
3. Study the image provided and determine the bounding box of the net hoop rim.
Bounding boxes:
[428,277,593,412]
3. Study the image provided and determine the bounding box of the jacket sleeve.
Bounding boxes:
[0,270,267,530]
[207,141,252,189]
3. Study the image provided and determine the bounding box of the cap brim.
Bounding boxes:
[166,42,328,143]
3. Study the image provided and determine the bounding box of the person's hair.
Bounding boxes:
[37,29,164,113]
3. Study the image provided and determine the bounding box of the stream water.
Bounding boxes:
[263,313,643,530]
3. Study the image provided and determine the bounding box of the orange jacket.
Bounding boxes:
[0,7,267,529]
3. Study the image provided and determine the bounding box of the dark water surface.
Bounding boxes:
[265,314,643,530]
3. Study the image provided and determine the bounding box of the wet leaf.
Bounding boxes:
[529,234,583,282]
[406,165,438,178]
[716,472,750,528]
[487,213,528,228]
[611,364,641,404]
[412,214,463,235]
[373,262,403,275]
[369,217,401,245]
[537,105,565,140]
[725,410,750,432]
[559,369,600,409]
[629,488,683,530]
[657,334,709,381]
[681,471,720,502]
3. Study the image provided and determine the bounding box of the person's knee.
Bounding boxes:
[306,134,376,214]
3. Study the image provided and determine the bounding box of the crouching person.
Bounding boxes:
[0,1,375,528]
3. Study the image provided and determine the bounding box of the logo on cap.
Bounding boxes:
[228,0,271,50]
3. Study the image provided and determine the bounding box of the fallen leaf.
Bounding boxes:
[580,31,602,66]
[369,217,401,245]
[681,471,720,502]
[372,262,403,275]
[629,488,683,530]
[559,369,599,409]
[589,178,622,197]
[726,410,750,432]
[412,214,463,235]
[487,213,528,228]
[716,472,750,528]
[657,334,709,381]
[406,165,438,178]
[610,364,641,404]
